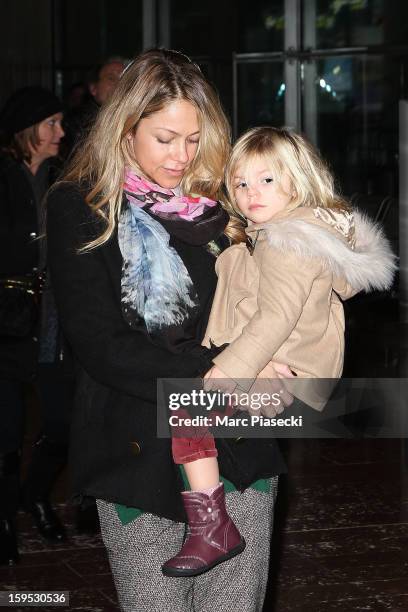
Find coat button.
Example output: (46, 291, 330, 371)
(30, 232, 37, 239)
(130, 441, 141, 455)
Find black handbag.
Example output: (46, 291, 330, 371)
(0, 275, 43, 338)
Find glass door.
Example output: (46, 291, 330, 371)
(302, 52, 407, 198)
(233, 0, 408, 197)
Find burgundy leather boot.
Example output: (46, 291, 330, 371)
(162, 483, 245, 577)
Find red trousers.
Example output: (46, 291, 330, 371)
(170, 407, 218, 464)
(172, 433, 218, 464)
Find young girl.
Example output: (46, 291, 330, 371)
(163, 126, 396, 577)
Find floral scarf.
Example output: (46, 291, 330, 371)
(118, 170, 227, 333)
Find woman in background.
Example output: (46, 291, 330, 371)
(0, 87, 70, 565)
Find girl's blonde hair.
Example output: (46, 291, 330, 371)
(224, 126, 349, 231)
(60, 48, 231, 251)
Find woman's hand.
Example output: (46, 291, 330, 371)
(243, 361, 295, 416)
(203, 361, 294, 416)
(203, 365, 237, 394)
(198, 363, 295, 416)
(257, 361, 295, 380)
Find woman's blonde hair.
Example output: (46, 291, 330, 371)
(61, 48, 231, 250)
(224, 126, 350, 230)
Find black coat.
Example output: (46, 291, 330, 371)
(47, 184, 286, 522)
(0, 154, 59, 380)
(0, 154, 39, 275)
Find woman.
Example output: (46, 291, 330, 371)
(47, 49, 287, 611)
(0, 86, 69, 565)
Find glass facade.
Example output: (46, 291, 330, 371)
(235, 60, 285, 132)
(236, 0, 285, 53)
(313, 0, 408, 49)
(45, 0, 407, 210)
(304, 53, 407, 196)
(170, 0, 284, 55)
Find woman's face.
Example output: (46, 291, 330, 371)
(31, 113, 65, 162)
(128, 99, 200, 189)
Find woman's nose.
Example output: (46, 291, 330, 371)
(56, 123, 65, 138)
(172, 140, 189, 163)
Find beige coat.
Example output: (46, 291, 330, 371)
(203, 206, 396, 409)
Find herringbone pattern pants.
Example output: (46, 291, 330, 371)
(97, 477, 278, 612)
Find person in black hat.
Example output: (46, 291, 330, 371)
(0, 86, 72, 565)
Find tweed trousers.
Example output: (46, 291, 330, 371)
(97, 476, 278, 612)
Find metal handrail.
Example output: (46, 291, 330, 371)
(234, 45, 408, 62)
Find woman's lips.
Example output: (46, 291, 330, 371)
(163, 167, 185, 176)
(248, 204, 265, 210)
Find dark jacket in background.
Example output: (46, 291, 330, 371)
(0, 153, 60, 381)
(61, 98, 99, 159)
(47, 184, 286, 522)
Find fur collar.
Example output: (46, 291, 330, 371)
(257, 210, 397, 293)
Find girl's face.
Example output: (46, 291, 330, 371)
(233, 156, 293, 224)
(128, 99, 200, 189)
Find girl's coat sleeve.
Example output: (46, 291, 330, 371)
(212, 242, 321, 387)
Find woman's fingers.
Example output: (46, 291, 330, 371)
(274, 383, 294, 410)
(202, 363, 294, 410)
(271, 362, 295, 378)
(202, 365, 237, 394)
(257, 361, 295, 379)
(243, 377, 294, 415)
